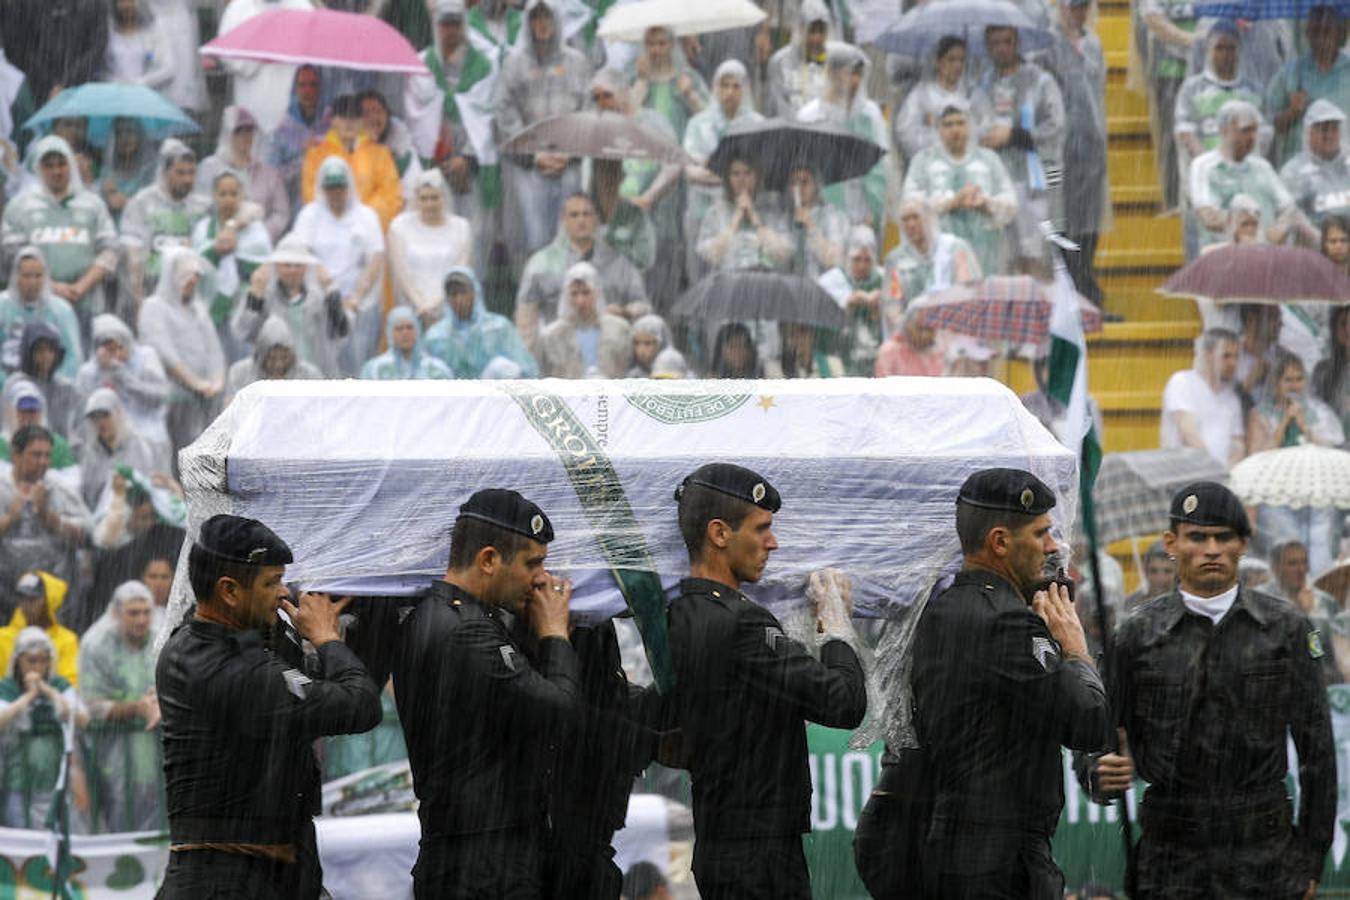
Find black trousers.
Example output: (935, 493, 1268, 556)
(542, 840, 622, 900)
(412, 828, 543, 900)
(922, 824, 1063, 900)
(691, 834, 812, 900)
(853, 763, 928, 899)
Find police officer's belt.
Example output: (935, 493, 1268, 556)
(170, 815, 300, 850)
(1141, 788, 1291, 846)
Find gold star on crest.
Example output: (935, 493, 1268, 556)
(758, 395, 776, 412)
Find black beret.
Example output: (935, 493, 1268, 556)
(458, 489, 554, 543)
(675, 463, 782, 512)
(957, 468, 1056, 515)
(195, 514, 294, 566)
(1169, 481, 1250, 537)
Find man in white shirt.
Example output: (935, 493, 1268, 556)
(1160, 328, 1245, 467)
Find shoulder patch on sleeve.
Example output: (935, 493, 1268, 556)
(1031, 636, 1058, 670)
(765, 626, 788, 653)
(281, 667, 312, 700)
(1309, 630, 1326, 660)
(499, 644, 519, 672)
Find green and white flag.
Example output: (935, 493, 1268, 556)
(1047, 254, 1103, 505)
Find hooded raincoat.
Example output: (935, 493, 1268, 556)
(818, 226, 885, 376)
(120, 139, 212, 296)
(766, 0, 834, 118)
(901, 114, 1016, 277)
(0, 246, 82, 381)
(136, 247, 225, 454)
(226, 315, 323, 403)
(196, 106, 292, 243)
(233, 235, 352, 380)
(77, 580, 163, 833)
(883, 198, 983, 332)
(1, 136, 118, 298)
(796, 42, 889, 228)
(74, 314, 170, 459)
(626, 313, 672, 377)
(0, 573, 80, 688)
(359, 307, 453, 380)
(894, 43, 977, 162)
(424, 266, 538, 378)
(300, 123, 404, 232)
(17, 320, 79, 438)
(1045, 13, 1112, 236)
(76, 388, 163, 510)
(268, 65, 333, 211)
(1279, 99, 1350, 225)
(684, 59, 764, 228)
(515, 219, 649, 341)
(536, 262, 633, 378)
(0, 623, 81, 829)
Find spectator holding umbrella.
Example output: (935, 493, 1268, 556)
(797, 42, 888, 230)
(215, 0, 315, 140)
(972, 23, 1065, 276)
(99, 119, 158, 227)
(683, 60, 762, 280)
(423, 267, 538, 379)
(706, 321, 764, 378)
(696, 152, 792, 272)
(1190, 100, 1302, 253)
(495, 0, 590, 258)
(1280, 99, 1350, 229)
(196, 107, 292, 244)
(902, 100, 1017, 277)
(1267, 5, 1350, 166)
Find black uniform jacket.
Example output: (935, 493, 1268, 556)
(392, 580, 581, 838)
(665, 577, 867, 842)
(912, 569, 1110, 836)
(157, 617, 382, 845)
(1106, 587, 1336, 880)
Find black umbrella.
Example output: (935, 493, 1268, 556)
(705, 118, 885, 192)
(671, 270, 847, 329)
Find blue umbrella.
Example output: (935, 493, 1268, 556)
(1194, 0, 1350, 17)
(875, 0, 1053, 58)
(22, 82, 199, 144)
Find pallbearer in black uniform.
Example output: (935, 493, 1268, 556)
(1082, 482, 1335, 900)
(392, 488, 580, 899)
(664, 463, 867, 900)
(156, 515, 382, 900)
(911, 468, 1110, 900)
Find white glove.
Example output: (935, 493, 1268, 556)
(807, 567, 854, 641)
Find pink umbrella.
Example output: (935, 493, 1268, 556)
(201, 8, 428, 74)
(1158, 243, 1350, 304)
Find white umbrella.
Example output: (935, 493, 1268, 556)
(1229, 444, 1350, 509)
(597, 0, 767, 42)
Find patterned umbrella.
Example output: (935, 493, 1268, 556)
(1230, 444, 1350, 509)
(910, 275, 1103, 345)
(1092, 448, 1228, 546)
(1158, 243, 1350, 305)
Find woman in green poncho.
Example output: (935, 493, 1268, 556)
(0, 626, 88, 828)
